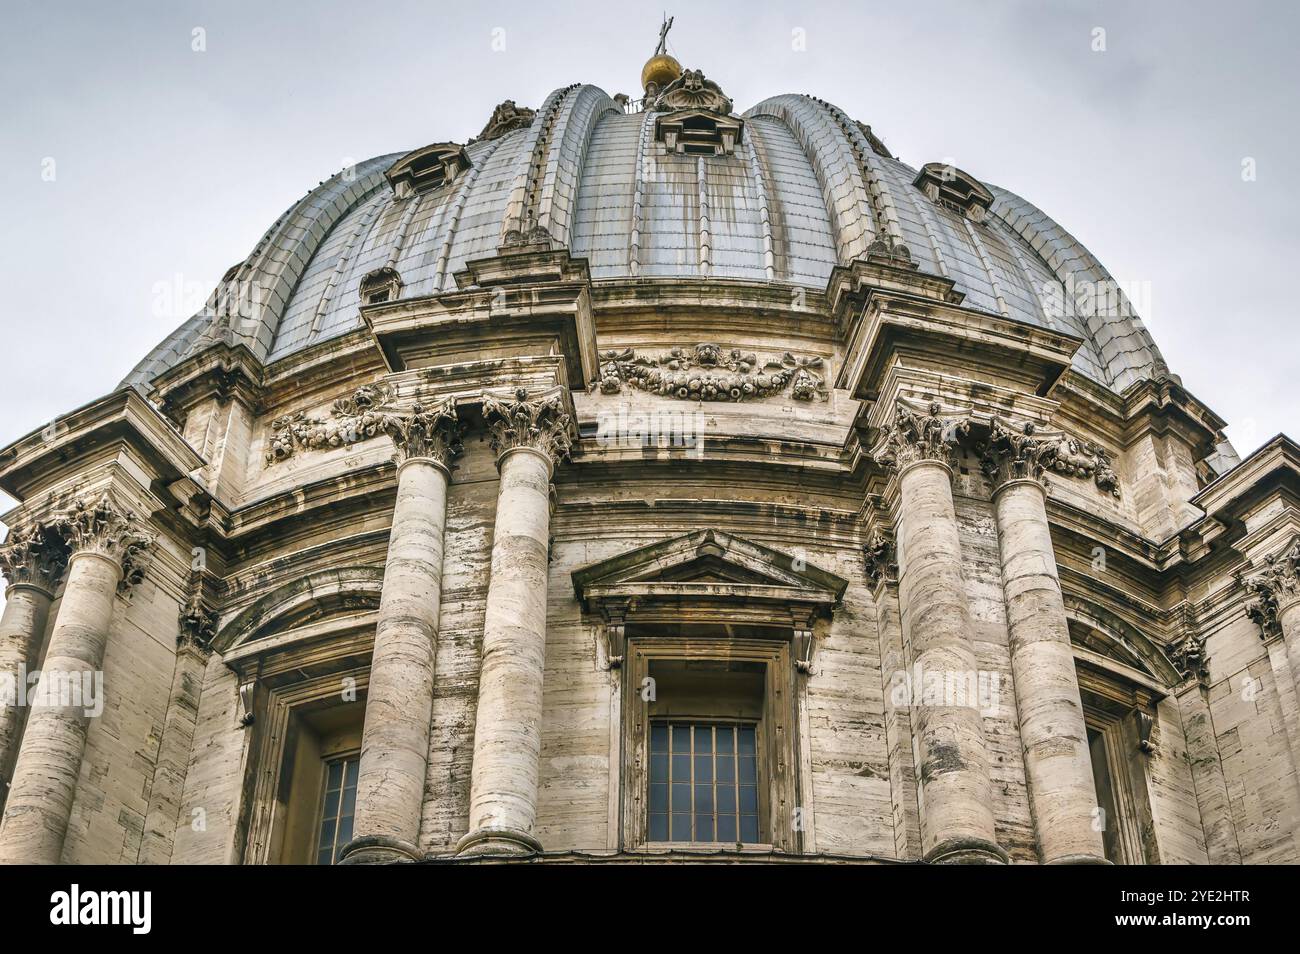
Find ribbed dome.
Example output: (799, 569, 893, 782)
(126, 83, 1170, 395)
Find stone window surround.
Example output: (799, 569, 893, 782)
(1072, 649, 1164, 867)
(618, 635, 804, 854)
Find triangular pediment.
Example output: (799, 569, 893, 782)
(571, 529, 847, 606)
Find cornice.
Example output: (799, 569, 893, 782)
(0, 387, 206, 512)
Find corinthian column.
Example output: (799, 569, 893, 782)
(877, 400, 1004, 864)
(343, 398, 461, 864)
(0, 493, 151, 864)
(981, 418, 1107, 864)
(0, 522, 70, 809)
(457, 388, 572, 857)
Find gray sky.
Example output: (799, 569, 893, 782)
(1, 0, 1297, 501)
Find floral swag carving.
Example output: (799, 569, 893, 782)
(483, 388, 574, 464)
(265, 383, 403, 466)
(980, 416, 1122, 498)
(597, 343, 828, 403)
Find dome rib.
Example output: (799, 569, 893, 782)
(988, 184, 1171, 391)
(745, 95, 879, 264)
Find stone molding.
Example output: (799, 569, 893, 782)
(0, 520, 70, 593)
(483, 387, 574, 465)
(597, 343, 828, 403)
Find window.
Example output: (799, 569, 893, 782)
(621, 638, 802, 852)
(315, 754, 359, 865)
(648, 722, 761, 844)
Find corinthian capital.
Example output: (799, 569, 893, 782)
(483, 387, 574, 465)
(56, 493, 154, 587)
(1240, 538, 1300, 633)
(384, 396, 463, 469)
(875, 398, 969, 473)
(0, 520, 71, 592)
(980, 416, 1055, 489)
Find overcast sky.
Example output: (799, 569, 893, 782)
(1, 0, 1297, 507)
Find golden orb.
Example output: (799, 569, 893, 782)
(641, 53, 682, 94)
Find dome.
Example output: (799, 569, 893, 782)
(125, 82, 1170, 395)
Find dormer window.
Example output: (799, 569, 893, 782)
(385, 143, 471, 199)
(359, 266, 403, 306)
(913, 162, 995, 223)
(656, 110, 744, 156)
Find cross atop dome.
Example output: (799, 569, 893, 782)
(641, 13, 682, 98)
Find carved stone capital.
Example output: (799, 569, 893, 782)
(178, 596, 218, 658)
(482, 388, 573, 466)
(874, 398, 969, 473)
(1240, 537, 1300, 634)
(863, 529, 898, 589)
(56, 493, 154, 590)
(0, 520, 71, 593)
(979, 416, 1122, 498)
(385, 396, 463, 469)
(1168, 604, 1209, 686)
(980, 416, 1054, 489)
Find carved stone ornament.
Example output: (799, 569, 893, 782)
(653, 68, 733, 115)
(265, 383, 406, 466)
(388, 396, 463, 468)
(56, 493, 154, 592)
(1238, 538, 1300, 637)
(178, 596, 218, 657)
(597, 343, 828, 403)
(472, 99, 536, 143)
(874, 399, 970, 472)
(483, 387, 574, 464)
(863, 529, 898, 588)
(1168, 609, 1210, 686)
(979, 416, 1122, 498)
(0, 520, 71, 592)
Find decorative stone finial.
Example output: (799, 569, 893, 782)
(473, 100, 536, 144)
(384, 396, 463, 469)
(482, 388, 574, 465)
(0, 520, 71, 592)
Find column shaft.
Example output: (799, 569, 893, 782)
(345, 459, 451, 862)
(896, 459, 1003, 864)
(458, 446, 552, 856)
(0, 552, 119, 864)
(0, 585, 54, 806)
(1279, 601, 1300, 716)
(993, 479, 1107, 864)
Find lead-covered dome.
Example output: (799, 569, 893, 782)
(126, 80, 1170, 395)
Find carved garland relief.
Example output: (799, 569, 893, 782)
(597, 343, 829, 403)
